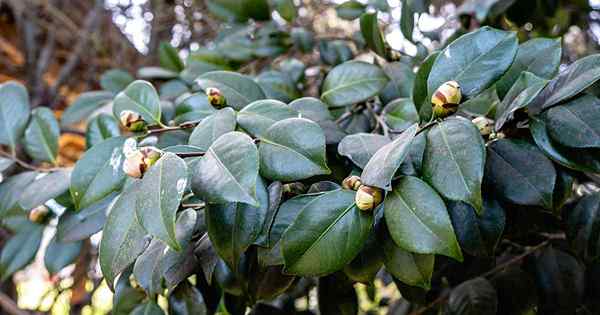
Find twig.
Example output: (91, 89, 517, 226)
(0, 291, 29, 315)
(0, 150, 62, 172)
(145, 121, 199, 136)
(366, 103, 389, 138)
(175, 152, 206, 158)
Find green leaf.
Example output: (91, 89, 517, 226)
(542, 94, 600, 149)
(133, 239, 165, 295)
(289, 97, 332, 122)
(361, 124, 417, 190)
(496, 38, 561, 98)
(0, 157, 14, 173)
(195, 71, 266, 110)
(56, 193, 117, 242)
(137, 153, 188, 250)
(382, 231, 434, 289)
(383, 98, 419, 131)
(44, 236, 82, 275)
(168, 281, 208, 315)
(278, 58, 305, 83)
(343, 230, 383, 283)
(237, 99, 298, 138)
(413, 52, 439, 120)
(447, 199, 505, 257)
(400, 0, 415, 41)
(191, 131, 259, 205)
(0, 222, 44, 281)
(61, 91, 114, 126)
(495, 72, 547, 131)
(336, 1, 366, 20)
(528, 54, 600, 115)
(131, 301, 165, 315)
(255, 71, 301, 103)
(0, 81, 30, 153)
(448, 277, 498, 314)
(282, 189, 372, 276)
(173, 92, 217, 125)
(380, 62, 415, 105)
(161, 209, 200, 290)
(530, 118, 600, 173)
(318, 273, 358, 315)
(321, 61, 388, 107)
(100, 69, 135, 94)
(259, 118, 330, 181)
(100, 183, 149, 290)
(206, 177, 268, 271)
(338, 133, 390, 169)
(273, 0, 296, 22)
(189, 108, 236, 151)
(86, 114, 121, 148)
(566, 192, 600, 262)
(113, 268, 146, 315)
(113, 80, 162, 125)
(0, 172, 38, 218)
(159, 42, 185, 72)
(485, 139, 556, 210)
(359, 12, 390, 59)
(384, 176, 462, 260)
(23, 107, 59, 163)
(70, 137, 126, 210)
(137, 67, 179, 80)
(427, 26, 518, 100)
(319, 40, 353, 66)
(19, 170, 71, 211)
(423, 118, 485, 213)
(459, 85, 499, 116)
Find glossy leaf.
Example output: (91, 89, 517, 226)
(161, 209, 199, 289)
(56, 193, 117, 242)
(448, 277, 498, 314)
(159, 42, 185, 72)
(100, 69, 135, 94)
(384, 176, 462, 260)
(379, 62, 415, 105)
(195, 71, 266, 110)
(0, 81, 30, 153)
(566, 193, 600, 261)
(0, 222, 43, 281)
(281, 189, 372, 276)
(168, 281, 208, 315)
(542, 94, 600, 149)
(289, 97, 332, 122)
(137, 153, 188, 250)
(485, 139, 556, 210)
(423, 118, 485, 213)
(382, 231, 434, 289)
(113, 80, 162, 125)
(19, 170, 71, 211)
(383, 98, 419, 131)
(131, 302, 165, 315)
(0, 171, 38, 218)
(259, 118, 330, 181)
(191, 131, 259, 205)
(495, 72, 547, 131)
(188, 108, 236, 151)
(318, 273, 358, 315)
(61, 91, 113, 126)
(359, 12, 389, 59)
(321, 61, 388, 107)
(237, 99, 298, 137)
(338, 133, 390, 169)
(100, 183, 149, 289)
(44, 236, 82, 275)
(133, 239, 165, 295)
(336, 1, 365, 20)
(413, 52, 439, 120)
(23, 107, 59, 163)
(255, 71, 300, 103)
(427, 26, 518, 100)
(361, 124, 417, 190)
(70, 137, 126, 210)
(86, 114, 121, 148)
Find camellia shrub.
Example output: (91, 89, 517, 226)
(1, 2, 600, 314)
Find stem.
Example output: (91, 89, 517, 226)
(366, 103, 389, 138)
(145, 120, 199, 136)
(0, 150, 63, 172)
(175, 151, 205, 158)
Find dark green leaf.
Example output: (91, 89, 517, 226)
(0, 222, 43, 281)
(318, 273, 358, 315)
(86, 114, 121, 148)
(133, 239, 165, 295)
(485, 139, 556, 210)
(336, 1, 366, 20)
(380, 62, 415, 105)
(159, 42, 185, 72)
(321, 61, 388, 107)
(566, 193, 600, 262)
(113, 80, 162, 125)
(191, 131, 259, 205)
(137, 153, 188, 250)
(168, 281, 208, 315)
(382, 228, 434, 289)
(360, 12, 390, 59)
(113, 268, 146, 315)
(161, 209, 200, 289)
(273, 0, 296, 22)
(44, 236, 82, 275)
(400, 0, 415, 41)
(137, 67, 179, 80)
(255, 71, 300, 103)
(384, 176, 462, 260)
(495, 72, 547, 131)
(281, 189, 372, 276)
(259, 118, 330, 181)
(319, 40, 353, 66)
(413, 52, 439, 120)
(131, 301, 165, 315)
(19, 170, 70, 211)
(448, 277, 498, 315)
(448, 199, 505, 257)
(278, 58, 305, 83)
(237, 99, 298, 137)
(0, 172, 38, 218)
(383, 98, 419, 131)
(70, 137, 126, 210)
(289, 97, 332, 122)
(195, 71, 266, 110)
(100, 69, 135, 94)
(0, 81, 30, 153)
(361, 124, 417, 190)
(343, 229, 383, 283)
(56, 193, 117, 242)
(61, 91, 114, 126)
(338, 133, 390, 169)
(427, 26, 518, 100)
(542, 94, 600, 149)
(188, 108, 236, 151)
(173, 92, 216, 125)
(423, 118, 485, 213)
(23, 107, 59, 163)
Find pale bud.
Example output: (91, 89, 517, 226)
(354, 185, 383, 211)
(122, 146, 162, 178)
(119, 110, 147, 132)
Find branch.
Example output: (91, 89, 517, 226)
(0, 150, 63, 172)
(0, 291, 29, 315)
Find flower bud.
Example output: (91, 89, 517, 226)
(122, 146, 162, 178)
(282, 182, 307, 198)
(119, 110, 147, 132)
(354, 185, 383, 211)
(29, 205, 50, 224)
(472, 116, 494, 136)
(206, 87, 226, 108)
(431, 80, 461, 118)
(342, 175, 362, 191)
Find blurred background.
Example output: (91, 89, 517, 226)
(0, 0, 599, 314)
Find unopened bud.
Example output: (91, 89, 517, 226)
(29, 205, 50, 224)
(432, 80, 461, 119)
(122, 146, 162, 178)
(282, 182, 307, 198)
(342, 175, 362, 191)
(119, 110, 147, 132)
(489, 131, 506, 140)
(472, 116, 494, 136)
(206, 87, 226, 108)
(354, 185, 383, 211)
